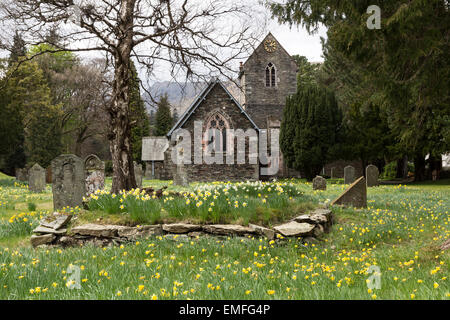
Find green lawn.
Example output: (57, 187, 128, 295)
(0, 178, 448, 300)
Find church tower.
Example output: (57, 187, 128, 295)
(239, 33, 298, 129)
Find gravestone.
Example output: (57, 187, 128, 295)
(344, 165, 356, 184)
(330, 167, 336, 179)
(366, 165, 379, 187)
(15, 168, 28, 182)
(312, 176, 326, 190)
(28, 163, 46, 192)
(331, 176, 367, 208)
(134, 162, 143, 188)
(84, 155, 105, 196)
(52, 154, 85, 210)
(144, 165, 153, 179)
(172, 148, 188, 186)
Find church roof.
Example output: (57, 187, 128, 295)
(167, 79, 259, 137)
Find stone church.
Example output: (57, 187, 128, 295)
(143, 33, 301, 182)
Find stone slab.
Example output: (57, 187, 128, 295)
(331, 176, 367, 208)
(31, 234, 56, 247)
(203, 224, 256, 236)
(162, 223, 202, 234)
(273, 221, 315, 237)
(33, 226, 67, 235)
(248, 224, 275, 240)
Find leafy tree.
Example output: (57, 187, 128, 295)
(129, 61, 150, 163)
(281, 84, 342, 180)
(52, 59, 110, 156)
(28, 43, 78, 104)
(154, 94, 174, 137)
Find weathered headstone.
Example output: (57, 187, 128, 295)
(84, 154, 105, 195)
(330, 167, 336, 179)
(173, 163, 188, 186)
(344, 165, 356, 184)
(15, 168, 28, 182)
(144, 164, 153, 179)
(366, 165, 379, 187)
(172, 147, 188, 186)
(134, 162, 143, 188)
(331, 176, 367, 208)
(51, 154, 85, 210)
(312, 175, 326, 190)
(28, 163, 46, 192)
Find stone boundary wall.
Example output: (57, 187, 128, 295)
(31, 209, 334, 248)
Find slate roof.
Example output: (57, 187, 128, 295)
(166, 79, 260, 137)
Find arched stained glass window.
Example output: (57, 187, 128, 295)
(203, 112, 230, 152)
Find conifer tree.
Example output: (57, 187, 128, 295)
(154, 94, 173, 137)
(3, 61, 63, 168)
(281, 84, 341, 180)
(129, 61, 150, 163)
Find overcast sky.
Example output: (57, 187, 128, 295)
(265, 20, 327, 64)
(141, 19, 328, 83)
(1, 1, 328, 83)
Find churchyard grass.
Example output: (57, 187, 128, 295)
(0, 173, 448, 300)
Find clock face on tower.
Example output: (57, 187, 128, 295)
(264, 39, 277, 53)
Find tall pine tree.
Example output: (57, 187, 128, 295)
(129, 61, 150, 163)
(154, 93, 173, 136)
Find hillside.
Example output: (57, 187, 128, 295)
(143, 80, 243, 119)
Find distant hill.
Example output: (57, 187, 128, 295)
(143, 80, 243, 119)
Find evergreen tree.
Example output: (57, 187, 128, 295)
(281, 84, 341, 180)
(154, 93, 173, 136)
(3, 61, 63, 168)
(270, 0, 450, 180)
(8, 31, 26, 65)
(292, 55, 320, 88)
(129, 61, 150, 163)
(0, 75, 26, 174)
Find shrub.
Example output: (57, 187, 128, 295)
(27, 202, 37, 211)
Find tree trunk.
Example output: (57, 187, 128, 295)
(396, 155, 408, 179)
(429, 155, 442, 181)
(361, 159, 367, 177)
(413, 155, 426, 182)
(108, 0, 137, 194)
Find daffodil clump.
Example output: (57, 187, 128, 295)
(85, 181, 308, 225)
(0, 211, 42, 239)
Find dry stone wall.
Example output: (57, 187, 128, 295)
(30, 209, 334, 248)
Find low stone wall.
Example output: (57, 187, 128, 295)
(30, 209, 334, 248)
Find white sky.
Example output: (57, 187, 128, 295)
(140, 20, 328, 83)
(265, 21, 327, 64)
(1, 1, 328, 83)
